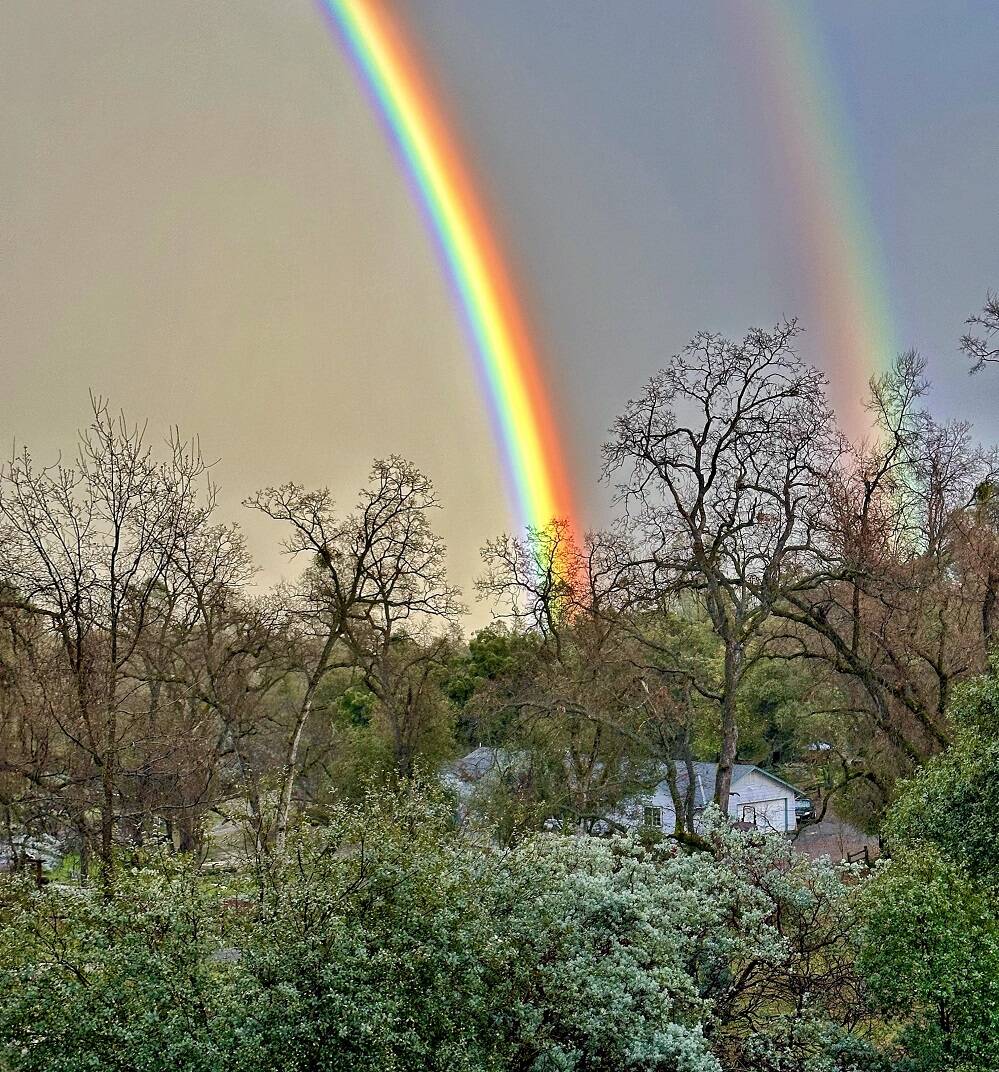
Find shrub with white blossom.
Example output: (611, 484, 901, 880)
(0, 790, 879, 1071)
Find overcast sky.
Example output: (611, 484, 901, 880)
(2, 1, 997, 620)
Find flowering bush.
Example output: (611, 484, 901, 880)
(0, 791, 875, 1071)
(0, 857, 245, 1071)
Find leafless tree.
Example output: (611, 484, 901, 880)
(767, 354, 999, 821)
(0, 597, 79, 869)
(246, 456, 462, 850)
(961, 289, 999, 372)
(477, 523, 690, 835)
(125, 522, 281, 855)
(0, 396, 216, 884)
(603, 323, 841, 811)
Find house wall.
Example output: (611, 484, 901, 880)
(626, 768, 797, 834)
(728, 769, 797, 832)
(624, 775, 699, 833)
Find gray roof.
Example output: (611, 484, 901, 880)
(664, 762, 804, 808)
(444, 746, 526, 784)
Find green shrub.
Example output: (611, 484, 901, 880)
(0, 791, 874, 1072)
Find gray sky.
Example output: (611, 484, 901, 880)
(3, 1, 997, 622)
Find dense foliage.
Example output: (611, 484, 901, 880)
(859, 671, 999, 1070)
(1, 791, 880, 1072)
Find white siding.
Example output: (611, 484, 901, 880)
(728, 769, 797, 832)
(623, 767, 798, 834)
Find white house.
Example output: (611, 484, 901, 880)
(444, 749, 808, 837)
(625, 762, 805, 834)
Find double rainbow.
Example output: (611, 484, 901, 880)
(320, 0, 579, 544)
(322, 0, 896, 529)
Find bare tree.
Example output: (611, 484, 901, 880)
(124, 522, 279, 855)
(0, 596, 77, 869)
(603, 323, 841, 811)
(0, 396, 215, 884)
(772, 355, 998, 802)
(477, 523, 680, 835)
(961, 289, 999, 372)
(246, 457, 462, 850)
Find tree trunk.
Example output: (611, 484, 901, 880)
(984, 569, 998, 656)
(275, 693, 313, 854)
(664, 758, 682, 836)
(78, 827, 91, 887)
(714, 640, 742, 815)
(682, 751, 697, 832)
(247, 784, 266, 859)
(275, 631, 339, 854)
(178, 810, 199, 854)
(99, 728, 116, 889)
(99, 664, 119, 890)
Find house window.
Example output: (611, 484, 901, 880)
(644, 806, 663, 829)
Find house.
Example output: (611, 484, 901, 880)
(444, 749, 808, 837)
(625, 762, 807, 835)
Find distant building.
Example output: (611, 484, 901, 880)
(621, 762, 807, 835)
(441, 746, 532, 817)
(444, 749, 809, 837)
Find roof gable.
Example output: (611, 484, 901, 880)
(445, 746, 528, 783)
(734, 765, 805, 798)
(657, 762, 803, 807)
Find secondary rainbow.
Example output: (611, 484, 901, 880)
(755, 1, 899, 440)
(319, 0, 579, 543)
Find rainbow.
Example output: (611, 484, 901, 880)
(754, 2, 899, 441)
(319, 0, 579, 543)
